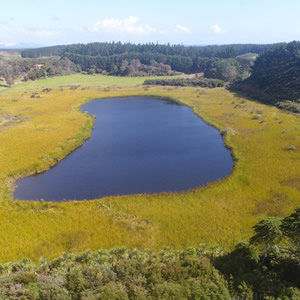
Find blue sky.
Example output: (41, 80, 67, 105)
(0, 0, 299, 46)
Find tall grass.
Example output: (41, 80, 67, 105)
(0, 76, 299, 262)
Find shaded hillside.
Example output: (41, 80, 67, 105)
(232, 41, 300, 111)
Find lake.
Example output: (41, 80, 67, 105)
(14, 96, 233, 201)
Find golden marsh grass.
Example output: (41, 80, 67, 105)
(0, 76, 299, 262)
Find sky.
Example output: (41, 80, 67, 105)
(0, 0, 299, 46)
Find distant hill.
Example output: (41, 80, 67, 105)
(232, 41, 300, 112)
(0, 42, 44, 50)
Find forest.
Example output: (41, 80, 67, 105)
(17, 42, 277, 80)
(20, 42, 276, 59)
(231, 41, 300, 112)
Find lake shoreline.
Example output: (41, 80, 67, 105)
(14, 95, 233, 201)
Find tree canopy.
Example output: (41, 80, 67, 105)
(232, 41, 300, 111)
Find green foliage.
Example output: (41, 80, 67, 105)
(281, 206, 300, 261)
(0, 64, 15, 86)
(21, 42, 277, 59)
(276, 100, 300, 113)
(65, 268, 85, 300)
(18, 41, 278, 78)
(87, 68, 95, 75)
(0, 56, 78, 85)
(215, 208, 300, 299)
(14, 272, 37, 285)
(232, 41, 300, 109)
(0, 207, 300, 299)
(83, 283, 129, 300)
(281, 206, 300, 244)
(144, 77, 225, 88)
(249, 207, 300, 260)
(21, 44, 67, 58)
(3, 42, 284, 86)
(198, 57, 241, 82)
(63, 51, 244, 79)
(0, 248, 230, 299)
(250, 217, 283, 251)
(236, 53, 258, 80)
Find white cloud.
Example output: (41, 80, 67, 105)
(211, 24, 225, 34)
(175, 24, 191, 34)
(89, 16, 156, 35)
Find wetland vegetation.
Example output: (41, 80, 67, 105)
(0, 40, 299, 299)
(0, 74, 298, 263)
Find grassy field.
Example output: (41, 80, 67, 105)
(0, 75, 299, 262)
(0, 73, 183, 93)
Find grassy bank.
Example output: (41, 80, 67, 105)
(0, 73, 183, 94)
(0, 75, 299, 262)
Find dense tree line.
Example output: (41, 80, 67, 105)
(196, 57, 242, 81)
(21, 42, 278, 59)
(0, 207, 299, 299)
(63, 52, 194, 74)
(231, 41, 300, 111)
(18, 42, 281, 81)
(20, 45, 67, 58)
(62, 51, 248, 81)
(144, 78, 225, 88)
(56, 42, 271, 80)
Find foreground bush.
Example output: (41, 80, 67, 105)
(0, 248, 230, 299)
(0, 207, 299, 299)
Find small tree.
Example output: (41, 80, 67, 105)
(109, 63, 118, 74)
(2, 65, 15, 87)
(281, 206, 300, 258)
(88, 68, 96, 75)
(130, 59, 141, 71)
(250, 216, 283, 253)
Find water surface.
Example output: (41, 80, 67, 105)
(15, 97, 233, 201)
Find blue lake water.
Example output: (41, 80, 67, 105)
(14, 96, 233, 201)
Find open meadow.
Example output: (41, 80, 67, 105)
(0, 74, 299, 262)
